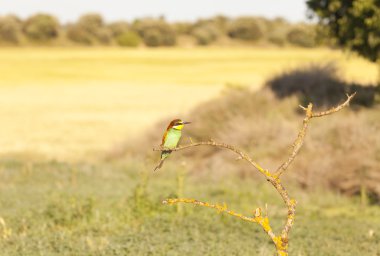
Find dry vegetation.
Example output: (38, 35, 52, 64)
(0, 47, 379, 255)
(140, 85, 380, 203)
(0, 47, 377, 160)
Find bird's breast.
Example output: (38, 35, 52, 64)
(163, 129, 182, 148)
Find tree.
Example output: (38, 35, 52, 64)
(23, 14, 59, 42)
(132, 18, 176, 47)
(191, 23, 220, 45)
(307, 0, 380, 63)
(286, 26, 316, 48)
(227, 17, 264, 41)
(108, 21, 130, 37)
(66, 13, 111, 45)
(116, 31, 141, 47)
(0, 15, 22, 44)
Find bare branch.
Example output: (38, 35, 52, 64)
(274, 93, 355, 178)
(274, 104, 312, 178)
(311, 93, 356, 118)
(163, 198, 276, 241)
(154, 141, 272, 178)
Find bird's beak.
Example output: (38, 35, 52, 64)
(183, 121, 191, 125)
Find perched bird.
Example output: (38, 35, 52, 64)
(154, 119, 191, 171)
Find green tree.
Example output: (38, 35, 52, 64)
(23, 14, 59, 42)
(307, 0, 380, 63)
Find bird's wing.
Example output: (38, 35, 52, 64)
(161, 121, 174, 145)
(161, 129, 169, 145)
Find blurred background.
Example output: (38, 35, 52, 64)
(0, 0, 379, 255)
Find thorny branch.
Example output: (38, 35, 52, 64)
(154, 93, 355, 255)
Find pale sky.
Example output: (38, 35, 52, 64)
(0, 0, 309, 23)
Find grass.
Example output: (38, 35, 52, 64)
(0, 47, 378, 160)
(0, 159, 379, 256)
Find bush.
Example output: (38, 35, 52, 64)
(142, 28, 162, 47)
(108, 21, 130, 37)
(227, 17, 263, 41)
(23, 14, 59, 41)
(266, 63, 347, 108)
(347, 84, 376, 108)
(66, 13, 111, 45)
(132, 18, 176, 47)
(136, 87, 380, 202)
(211, 15, 229, 33)
(268, 35, 286, 46)
(191, 23, 220, 45)
(265, 18, 291, 46)
(0, 15, 22, 44)
(173, 22, 192, 35)
(286, 27, 316, 48)
(266, 62, 376, 108)
(116, 31, 141, 47)
(66, 24, 92, 45)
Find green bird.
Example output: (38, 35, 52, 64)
(154, 119, 191, 171)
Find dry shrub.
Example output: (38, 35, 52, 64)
(180, 88, 297, 176)
(295, 108, 380, 203)
(186, 88, 380, 202)
(110, 84, 380, 203)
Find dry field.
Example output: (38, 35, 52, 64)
(0, 47, 377, 160)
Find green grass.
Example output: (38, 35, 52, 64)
(0, 159, 379, 255)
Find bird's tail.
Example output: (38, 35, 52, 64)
(153, 159, 165, 172)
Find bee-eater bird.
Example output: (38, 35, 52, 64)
(154, 119, 191, 171)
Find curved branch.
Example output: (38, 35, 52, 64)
(163, 198, 276, 241)
(154, 141, 272, 178)
(274, 93, 355, 178)
(311, 93, 356, 118)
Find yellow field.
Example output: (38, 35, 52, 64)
(0, 47, 377, 160)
